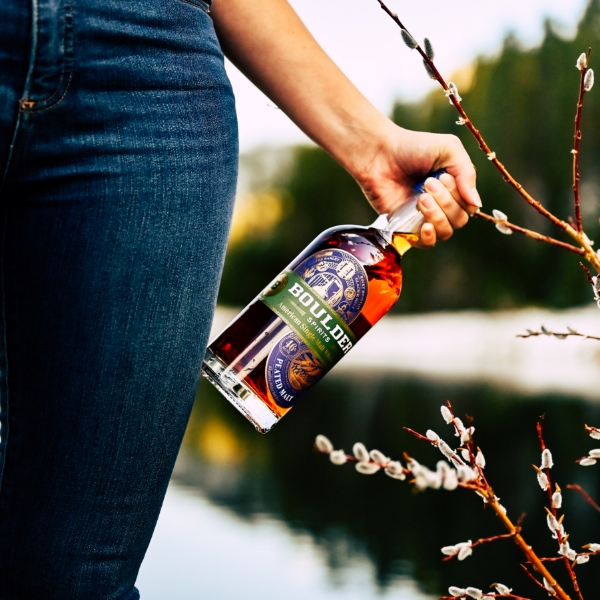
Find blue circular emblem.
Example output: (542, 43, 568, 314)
(298, 249, 368, 325)
(266, 333, 325, 408)
(266, 249, 368, 408)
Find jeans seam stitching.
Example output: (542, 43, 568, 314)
(21, 0, 40, 104)
(20, 0, 75, 113)
(0, 111, 24, 194)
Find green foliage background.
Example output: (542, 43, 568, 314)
(218, 0, 600, 313)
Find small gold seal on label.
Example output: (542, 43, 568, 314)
(263, 272, 288, 297)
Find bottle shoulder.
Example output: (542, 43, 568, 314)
(312, 224, 395, 250)
(284, 224, 402, 273)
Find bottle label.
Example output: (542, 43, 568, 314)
(260, 249, 368, 407)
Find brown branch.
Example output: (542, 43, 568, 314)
(484, 499, 571, 600)
(374, 0, 600, 273)
(469, 532, 517, 549)
(580, 262, 594, 284)
(536, 423, 585, 600)
(537, 551, 599, 563)
(476, 212, 586, 256)
(442, 532, 517, 562)
(375, 0, 570, 232)
(536, 556, 570, 563)
(520, 564, 561, 598)
(403, 426, 467, 467)
(536, 421, 547, 451)
(572, 49, 591, 233)
(404, 427, 435, 443)
(567, 484, 600, 514)
(318, 424, 578, 599)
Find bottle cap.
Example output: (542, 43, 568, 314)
(381, 169, 447, 234)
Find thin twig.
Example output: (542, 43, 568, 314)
(520, 564, 560, 599)
(517, 328, 600, 342)
(442, 532, 516, 561)
(567, 484, 600, 514)
(572, 49, 591, 233)
(476, 212, 586, 256)
(580, 262, 594, 284)
(537, 551, 599, 563)
(439, 595, 532, 600)
(404, 427, 435, 443)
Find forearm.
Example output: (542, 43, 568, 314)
(211, 0, 479, 245)
(210, 0, 390, 178)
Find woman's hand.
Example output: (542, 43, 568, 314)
(354, 127, 480, 247)
(212, 0, 480, 246)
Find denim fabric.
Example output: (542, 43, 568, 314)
(0, 0, 237, 597)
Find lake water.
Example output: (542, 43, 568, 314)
(137, 307, 600, 599)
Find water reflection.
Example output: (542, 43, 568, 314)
(138, 485, 432, 600)
(174, 375, 600, 597)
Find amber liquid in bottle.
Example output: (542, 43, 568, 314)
(202, 225, 417, 432)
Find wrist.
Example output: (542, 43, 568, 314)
(324, 108, 395, 183)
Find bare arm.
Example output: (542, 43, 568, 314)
(211, 0, 481, 245)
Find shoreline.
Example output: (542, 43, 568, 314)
(211, 304, 600, 400)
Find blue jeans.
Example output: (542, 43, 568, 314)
(0, 0, 238, 597)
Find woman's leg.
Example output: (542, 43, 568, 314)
(0, 0, 237, 597)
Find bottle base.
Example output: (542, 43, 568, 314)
(201, 348, 280, 434)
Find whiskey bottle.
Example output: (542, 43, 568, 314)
(202, 170, 445, 432)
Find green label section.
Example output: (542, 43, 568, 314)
(259, 269, 358, 369)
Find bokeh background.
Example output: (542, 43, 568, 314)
(137, 1, 600, 598)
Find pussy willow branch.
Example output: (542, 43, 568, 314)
(408, 407, 572, 600)
(573, 49, 592, 233)
(442, 532, 516, 562)
(537, 423, 584, 600)
(385, 443, 570, 598)
(317, 405, 596, 600)
(517, 328, 600, 342)
(446, 400, 491, 487)
(425, 405, 572, 600)
(487, 494, 571, 600)
(476, 212, 586, 256)
(374, 0, 600, 273)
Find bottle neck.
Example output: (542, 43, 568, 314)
(369, 168, 446, 254)
(370, 196, 423, 256)
(383, 197, 425, 236)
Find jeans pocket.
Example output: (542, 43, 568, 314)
(175, 0, 211, 13)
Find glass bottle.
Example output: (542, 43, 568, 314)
(202, 171, 445, 432)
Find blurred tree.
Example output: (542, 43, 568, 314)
(217, 146, 375, 305)
(218, 0, 600, 312)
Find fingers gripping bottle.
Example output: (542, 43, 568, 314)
(202, 170, 445, 432)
